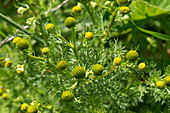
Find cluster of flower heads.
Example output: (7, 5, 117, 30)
(20, 102, 38, 113)
(156, 76, 170, 89)
(2, 1, 168, 112)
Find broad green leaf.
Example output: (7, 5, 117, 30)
(143, 0, 170, 10)
(131, 1, 170, 20)
(130, 18, 170, 41)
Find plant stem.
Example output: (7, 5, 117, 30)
(0, 13, 32, 35)
(57, 35, 74, 48)
(27, 4, 37, 16)
(84, 4, 96, 25)
(100, 13, 116, 47)
(26, 54, 45, 61)
(0, 31, 7, 38)
(39, 20, 48, 45)
(71, 28, 82, 66)
(162, 41, 169, 73)
(64, 70, 73, 77)
(0, 13, 45, 45)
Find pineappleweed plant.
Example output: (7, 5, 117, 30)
(0, 0, 169, 113)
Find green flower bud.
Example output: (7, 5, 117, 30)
(119, 6, 130, 14)
(42, 48, 49, 55)
(72, 6, 82, 14)
(27, 105, 37, 113)
(16, 39, 29, 50)
(126, 50, 139, 61)
(92, 64, 104, 76)
(164, 76, 170, 86)
(114, 57, 121, 65)
(21, 103, 28, 111)
(5, 60, 12, 68)
(65, 17, 77, 28)
(85, 32, 94, 40)
(156, 81, 164, 89)
(72, 66, 86, 79)
(116, 0, 129, 5)
(62, 91, 74, 102)
(2, 93, 7, 99)
(46, 23, 54, 31)
(138, 63, 146, 71)
(13, 37, 21, 44)
(56, 60, 67, 70)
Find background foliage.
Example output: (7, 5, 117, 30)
(0, 0, 170, 113)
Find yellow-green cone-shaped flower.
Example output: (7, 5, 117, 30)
(57, 60, 67, 70)
(13, 37, 21, 44)
(92, 64, 104, 76)
(27, 105, 37, 113)
(2, 93, 7, 99)
(119, 6, 130, 14)
(72, 66, 86, 79)
(116, 0, 129, 5)
(42, 48, 49, 55)
(65, 17, 77, 28)
(138, 63, 146, 71)
(85, 32, 94, 40)
(5, 60, 12, 68)
(126, 50, 139, 61)
(46, 23, 54, 31)
(156, 81, 164, 89)
(164, 76, 170, 86)
(72, 6, 82, 14)
(16, 39, 29, 50)
(114, 57, 121, 65)
(62, 91, 74, 102)
(21, 103, 28, 111)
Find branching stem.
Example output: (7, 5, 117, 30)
(84, 4, 96, 25)
(0, 13, 32, 35)
(100, 13, 116, 47)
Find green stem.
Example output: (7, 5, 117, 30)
(100, 12, 116, 48)
(163, 41, 168, 71)
(78, 38, 86, 50)
(27, 4, 37, 16)
(84, 4, 96, 25)
(0, 31, 7, 38)
(103, 67, 115, 78)
(57, 35, 74, 48)
(71, 28, 82, 65)
(0, 13, 45, 44)
(39, 20, 48, 45)
(26, 54, 45, 61)
(0, 13, 32, 35)
(64, 70, 73, 77)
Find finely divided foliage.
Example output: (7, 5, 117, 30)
(0, 0, 169, 113)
